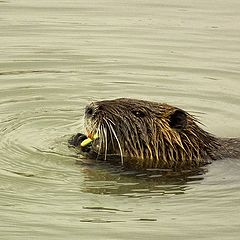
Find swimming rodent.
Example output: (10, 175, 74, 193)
(69, 98, 240, 170)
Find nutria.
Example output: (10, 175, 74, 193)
(69, 98, 240, 170)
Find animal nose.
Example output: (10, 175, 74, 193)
(85, 105, 94, 117)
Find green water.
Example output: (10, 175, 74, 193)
(0, 0, 240, 239)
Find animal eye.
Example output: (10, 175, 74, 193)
(132, 110, 145, 117)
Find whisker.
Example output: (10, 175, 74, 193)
(103, 117, 115, 151)
(95, 125, 103, 160)
(105, 117, 116, 126)
(103, 125, 108, 161)
(108, 122, 124, 165)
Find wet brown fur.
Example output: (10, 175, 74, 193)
(81, 98, 239, 170)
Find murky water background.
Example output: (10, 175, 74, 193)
(0, 0, 240, 239)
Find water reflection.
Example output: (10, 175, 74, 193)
(77, 159, 206, 196)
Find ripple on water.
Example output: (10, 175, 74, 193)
(0, 1, 240, 239)
(0, 96, 85, 193)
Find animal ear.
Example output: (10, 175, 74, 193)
(169, 109, 187, 130)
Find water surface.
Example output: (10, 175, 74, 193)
(0, 0, 240, 239)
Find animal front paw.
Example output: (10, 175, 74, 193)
(68, 133, 92, 153)
(68, 133, 87, 147)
